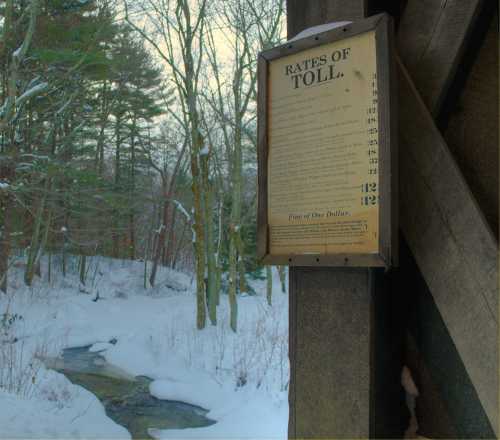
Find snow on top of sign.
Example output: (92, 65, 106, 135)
(288, 21, 353, 42)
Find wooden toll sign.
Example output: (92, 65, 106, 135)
(257, 13, 397, 268)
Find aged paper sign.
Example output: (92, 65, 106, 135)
(268, 31, 379, 256)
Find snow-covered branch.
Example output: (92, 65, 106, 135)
(16, 82, 48, 108)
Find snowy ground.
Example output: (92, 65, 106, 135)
(0, 256, 289, 439)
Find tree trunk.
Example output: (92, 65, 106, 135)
(228, 230, 238, 331)
(191, 168, 207, 329)
(205, 182, 217, 325)
(47, 251, 51, 284)
(215, 187, 223, 306)
(165, 205, 177, 267)
(149, 182, 169, 286)
(278, 266, 286, 293)
(112, 114, 122, 259)
(266, 265, 273, 306)
(236, 233, 248, 294)
(35, 207, 52, 282)
(129, 118, 137, 260)
(129, 213, 136, 260)
(0, 193, 12, 293)
(62, 228, 67, 277)
(24, 178, 50, 286)
(0, 156, 14, 293)
(144, 231, 150, 289)
(185, 34, 208, 329)
(189, 117, 208, 330)
(79, 254, 86, 286)
(227, 81, 246, 330)
(172, 219, 188, 271)
(95, 80, 109, 175)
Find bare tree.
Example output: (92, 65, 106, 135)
(141, 122, 189, 288)
(204, 0, 285, 330)
(125, 0, 211, 329)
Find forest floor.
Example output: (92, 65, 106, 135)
(0, 256, 289, 439)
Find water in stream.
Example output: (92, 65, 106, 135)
(44, 346, 216, 439)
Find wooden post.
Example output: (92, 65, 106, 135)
(286, 2, 405, 438)
(289, 267, 371, 438)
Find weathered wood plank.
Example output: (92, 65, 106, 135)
(397, 2, 498, 432)
(397, 2, 498, 236)
(256, 55, 268, 260)
(398, 58, 498, 434)
(400, 238, 496, 438)
(397, 0, 486, 116)
(287, 0, 366, 38)
(443, 17, 498, 236)
(291, 267, 371, 438)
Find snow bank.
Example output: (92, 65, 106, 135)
(0, 373, 130, 439)
(0, 256, 289, 439)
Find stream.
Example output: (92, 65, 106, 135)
(44, 345, 216, 439)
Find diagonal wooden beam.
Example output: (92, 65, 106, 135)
(397, 57, 498, 435)
(397, 2, 498, 237)
(397, 0, 489, 117)
(395, 1, 498, 433)
(443, 18, 498, 235)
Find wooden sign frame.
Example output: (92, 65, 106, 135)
(257, 13, 397, 268)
